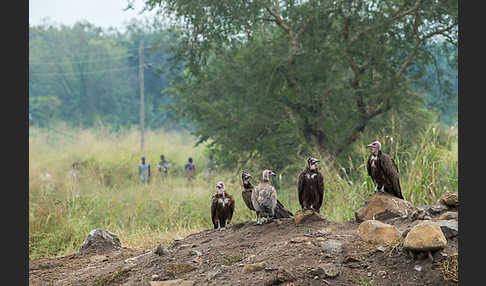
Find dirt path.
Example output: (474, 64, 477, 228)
(29, 216, 458, 286)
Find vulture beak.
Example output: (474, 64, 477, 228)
(367, 143, 373, 148)
(314, 159, 320, 163)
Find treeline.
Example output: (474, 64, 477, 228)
(29, 1, 457, 172)
(29, 18, 184, 129)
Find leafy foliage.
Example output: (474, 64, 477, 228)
(142, 0, 457, 170)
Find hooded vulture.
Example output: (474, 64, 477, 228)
(242, 172, 293, 219)
(211, 181, 235, 230)
(366, 140, 404, 199)
(251, 170, 278, 225)
(297, 157, 325, 213)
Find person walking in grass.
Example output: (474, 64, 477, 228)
(185, 157, 196, 180)
(157, 154, 170, 177)
(139, 156, 151, 184)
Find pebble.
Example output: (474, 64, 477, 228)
(414, 265, 422, 272)
(151, 274, 159, 280)
(376, 246, 386, 252)
(367, 272, 372, 277)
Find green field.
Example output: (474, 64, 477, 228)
(29, 123, 457, 259)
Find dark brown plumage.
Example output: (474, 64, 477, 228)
(241, 172, 255, 211)
(297, 157, 325, 213)
(211, 181, 235, 230)
(366, 141, 404, 199)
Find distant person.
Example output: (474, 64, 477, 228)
(205, 155, 218, 177)
(139, 156, 151, 184)
(68, 161, 81, 183)
(185, 157, 196, 180)
(157, 154, 170, 177)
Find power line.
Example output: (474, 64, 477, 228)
(30, 64, 155, 77)
(29, 43, 161, 63)
(29, 54, 135, 65)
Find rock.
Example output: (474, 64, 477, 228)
(435, 220, 458, 239)
(149, 280, 195, 286)
(264, 269, 295, 286)
(242, 262, 266, 274)
(79, 229, 121, 254)
(414, 265, 422, 272)
(358, 220, 400, 246)
(376, 246, 386, 252)
(152, 274, 159, 280)
(440, 192, 458, 208)
(403, 221, 447, 251)
(154, 244, 169, 256)
(207, 268, 221, 280)
(294, 209, 326, 225)
(319, 239, 343, 256)
(417, 204, 448, 216)
(355, 193, 416, 223)
(290, 236, 310, 243)
(438, 211, 458, 220)
(316, 263, 340, 278)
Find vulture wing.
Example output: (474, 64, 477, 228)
(316, 171, 325, 211)
(366, 154, 373, 177)
(227, 193, 235, 223)
(210, 195, 218, 229)
(379, 154, 403, 199)
(274, 199, 293, 218)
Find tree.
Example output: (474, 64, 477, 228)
(141, 0, 457, 170)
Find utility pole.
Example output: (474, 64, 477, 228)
(139, 38, 145, 151)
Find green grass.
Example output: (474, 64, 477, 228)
(29, 122, 457, 259)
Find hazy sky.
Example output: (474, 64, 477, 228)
(29, 0, 158, 29)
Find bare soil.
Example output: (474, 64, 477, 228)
(29, 213, 458, 286)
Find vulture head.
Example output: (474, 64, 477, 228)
(216, 181, 225, 195)
(307, 157, 320, 170)
(367, 141, 382, 155)
(242, 172, 252, 185)
(262, 169, 276, 181)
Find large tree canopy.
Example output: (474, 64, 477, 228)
(140, 0, 457, 171)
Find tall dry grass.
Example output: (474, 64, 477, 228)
(29, 122, 457, 259)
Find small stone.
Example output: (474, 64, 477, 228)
(414, 265, 422, 272)
(440, 192, 458, 208)
(435, 220, 458, 239)
(377, 270, 386, 278)
(290, 236, 309, 243)
(79, 229, 121, 254)
(423, 216, 432, 220)
(376, 246, 386, 252)
(319, 239, 343, 256)
(367, 272, 372, 277)
(294, 209, 326, 225)
(316, 263, 340, 278)
(438, 211, 458, 220)
(242, 262, 266, 274)
(174, 236, 184, 241)
(358, 220, 401, 246)
(154, 244, 169, 256)
(152, 274, 159, 280)
(150, 280, 195, 286)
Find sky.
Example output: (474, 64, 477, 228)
(29, 0, 158, 29)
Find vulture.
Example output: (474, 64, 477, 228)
(366, 140, 404, 199)
(251, 170, 279, 225)
(297, 157, 325, 213)
(211, 181, 235, 231)
(241, 172, 293, 219)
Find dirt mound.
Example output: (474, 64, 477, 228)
(29, 214, 458, 285)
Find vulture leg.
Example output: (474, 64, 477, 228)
(379, 186, 386, 194)
(373, 184, 378, 193)
(256, 212, 263, 225)
(217, 220, 221, 230)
